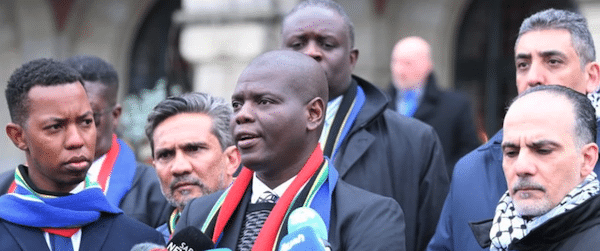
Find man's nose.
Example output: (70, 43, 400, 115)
(65, 124, 85, 150)
(302, 41, 323, 62)
(513, 150, 537, 177)
(170, 151, 192, 175)
(524, 62, 546, 90)
(234, 103, 255, 125)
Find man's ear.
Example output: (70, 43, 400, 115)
(111, 104, 122, 129)
(580, 142, 598, 178)
(585, 62, 600, 94)
(306, 97, 325, 132)
(349, 49, 359, 71)
(224, 145, 241, 177)
(6, 123, 27, 151)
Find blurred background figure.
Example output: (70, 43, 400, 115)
(64, 55, 171, 228)
(387, 36, 480, 173)
(145, 92, 239, 242)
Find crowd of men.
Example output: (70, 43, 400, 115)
(0, 0, 599, 250)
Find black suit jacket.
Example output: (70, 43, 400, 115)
(337, 76, 448, 251)
(175, 179, 406, 251)
(387, 74, 480, 175)
(0, 213, 165, 251)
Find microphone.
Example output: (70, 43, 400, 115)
(166, 226, 215, 251)
(279, 207, 331, 251)
(130, 242, 166, 251)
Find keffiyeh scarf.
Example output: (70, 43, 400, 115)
(587, 91, 600, 118)
(489, 173, 599, 251)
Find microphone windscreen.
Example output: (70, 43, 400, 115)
(167, 226, 214, 251)
(130, 242, 166, 251)
(279, 226, 326, 251)
(287, 207, 328, 240)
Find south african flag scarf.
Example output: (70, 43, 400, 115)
(201, 146, 338, 251)
(0, 165, 122, 229)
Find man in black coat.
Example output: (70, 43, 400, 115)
(280, 1, 448, 251)
(470, 85, 600, 250)
(176, 50, 406, 251)
(386, 36, 480, 172)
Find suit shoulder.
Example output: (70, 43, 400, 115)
(106, 213, 163, 236)
(335, 179, 402, 212)
(382, 109, 436, 133)
(177, 190, 225, 230)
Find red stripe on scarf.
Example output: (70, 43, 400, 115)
(97, 134, 120, 191)
(41, 227, 80, 237)
(7, 181, 16, 193)
(211, 146, 324, 250)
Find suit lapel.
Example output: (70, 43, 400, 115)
(413, 78, 440, 120)
(2, 221, 50, 251)
(334, 130, 375, 178)
(79, 215, 113, 251)
(218, 188, 251, 249)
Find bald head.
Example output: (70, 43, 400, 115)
(231, 50, 329, 182)
(241, 50, 329, 104)
(390, 36, 433, 90)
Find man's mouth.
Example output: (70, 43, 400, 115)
(236, 132, 260, 149)
(64, 156, 91, 170)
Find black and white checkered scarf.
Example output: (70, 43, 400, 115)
(588, 91, 600, 119)
(489, 173, 599, 251)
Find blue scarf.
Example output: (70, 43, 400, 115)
(100, 136, 137, 206)
(323, 81, 365, 161)
(0, 166, 122, 228)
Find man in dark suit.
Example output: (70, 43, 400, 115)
(280, 2, 448, 251)
(0, 58, 164, 250)
(0, 55, 171, 228)
(386, 36, 480, 172)
(175, 50, 405, 251)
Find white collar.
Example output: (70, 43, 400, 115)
(251, 173, 297, 204)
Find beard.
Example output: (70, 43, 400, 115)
(511, 177, 553, 217)
(163, 172, 227, 209)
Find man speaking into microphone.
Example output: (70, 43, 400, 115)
(174, 50, 406, 251)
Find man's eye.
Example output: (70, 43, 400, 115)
(232, 101, 242, 109)
(548, 59, 562, 65)
(537, 148, 552, 155)
(46, 124, 62, 131)
(503, 149, 518, 157)
(258, 99, 272, 105)
(156, 151, 173, 160)
(185, 145, 201, 152)
(287, 40, 304, 50)
(516, 61, 529, 70)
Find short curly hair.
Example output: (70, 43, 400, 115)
(5, 58, 84, 125)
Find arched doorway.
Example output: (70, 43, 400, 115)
(121, 0, 192, 161)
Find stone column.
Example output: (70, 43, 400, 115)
(176, 0, 290, 101)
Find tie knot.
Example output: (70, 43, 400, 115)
(257, 191, 279, 203)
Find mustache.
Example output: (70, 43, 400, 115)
(169, 175, 203, 191)
(512, 178, 546, 194)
